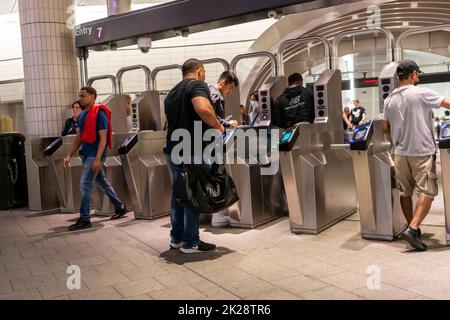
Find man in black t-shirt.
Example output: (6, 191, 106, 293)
(349, 99, 366, 127)
(272, 73, 315, 129)
(164, 59, 225, 254)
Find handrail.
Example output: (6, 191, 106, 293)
(116, 65, 151, 93)
(395, 24, 450, 61)
(150, 64, 183, 91)
(332, 27, 394, 69)
(86, 75, 118, 95)
(277, 36, 332, 74)
(230, 51, 278, 77)
(201, 58, 230, 71)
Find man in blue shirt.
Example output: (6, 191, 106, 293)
(64, 87, 126, 231)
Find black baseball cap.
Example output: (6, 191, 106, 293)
(397, 60, 424, 77)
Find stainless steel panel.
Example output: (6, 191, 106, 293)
(378, 62, 400, 115)
(280, 67, 358, 234)
(286, 147, 357, 234)
(226, 76, 290, 228)
(120, 130, 171, 220)
(279, 149, 304, 226)
(255, 76, 288, 127)
(26, 138, 59, 211)
(95, 133, 133, 216)
(313, 69, 343, 143)
(350, 120, 407, 241)
(440, 149, 450, 243)
(138, 155, 171, 219)
(132, 91, 165, 131)
(228, 159, 287, 229)
(62, 135, 85, 213)
(103, 95, 130, 134)
(352, 149, 377, 232)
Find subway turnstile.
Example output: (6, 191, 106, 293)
(279, 69, 357, 234)
(350, 121, 407, 240)
(119, 131, 171, 220)
(438, 121, 450, 245)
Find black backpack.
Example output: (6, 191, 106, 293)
(174, 163, 239, 214)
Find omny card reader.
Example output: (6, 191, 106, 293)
(350, 121, 374, 151)
(278, 125, 300, 152)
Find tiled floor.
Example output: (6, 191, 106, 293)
(0, 201, 448, 300)
(0, 155, 449, 300)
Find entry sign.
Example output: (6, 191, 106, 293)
(95, 26, 106, 41)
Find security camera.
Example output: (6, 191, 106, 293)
(175, 29, 189, 38)
(267, 10, 282, 19)
(137, 37, 152, 53)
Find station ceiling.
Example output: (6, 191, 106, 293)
(0, 0, 173, 15)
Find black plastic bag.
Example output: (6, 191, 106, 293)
(174, 164, 239, 214)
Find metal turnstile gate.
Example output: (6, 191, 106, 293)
(438, 121, 450, 245)
(350, 121, 407, 240)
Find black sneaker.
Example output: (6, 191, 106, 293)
(111, 205, 127, 220)
(68, 218, 92, 231)
(180, 241, 217, 254)
(416, 228, 428, 248)
(402, 227, 427, 251)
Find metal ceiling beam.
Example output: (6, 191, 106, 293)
(75, 0, 360, 52)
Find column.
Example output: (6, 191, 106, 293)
(19, 0, 80, 138)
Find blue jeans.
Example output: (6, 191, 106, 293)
(80, 157, 123, 221)
(168, 157, 211, 249)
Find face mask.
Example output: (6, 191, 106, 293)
(250, 100, 259, 110)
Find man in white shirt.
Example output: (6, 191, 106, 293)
(383, 60, 450, 251)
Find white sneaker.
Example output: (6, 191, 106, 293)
(211, 211, 230, 228)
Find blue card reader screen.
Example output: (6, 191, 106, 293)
(441, 125, 450, 139)
(354, 129, 367, 141)
(281, 131, 293, 142)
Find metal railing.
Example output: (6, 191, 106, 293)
(277, 36, 332, 74)
(116, 65, 151, 93)
(150, 64, 183, 91)
(86, 75, 118, 95)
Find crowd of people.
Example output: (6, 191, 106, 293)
(342, 99, 367, 143)
(58, 58, 450, 253)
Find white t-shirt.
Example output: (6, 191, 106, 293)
(383, 85, 445, 156)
